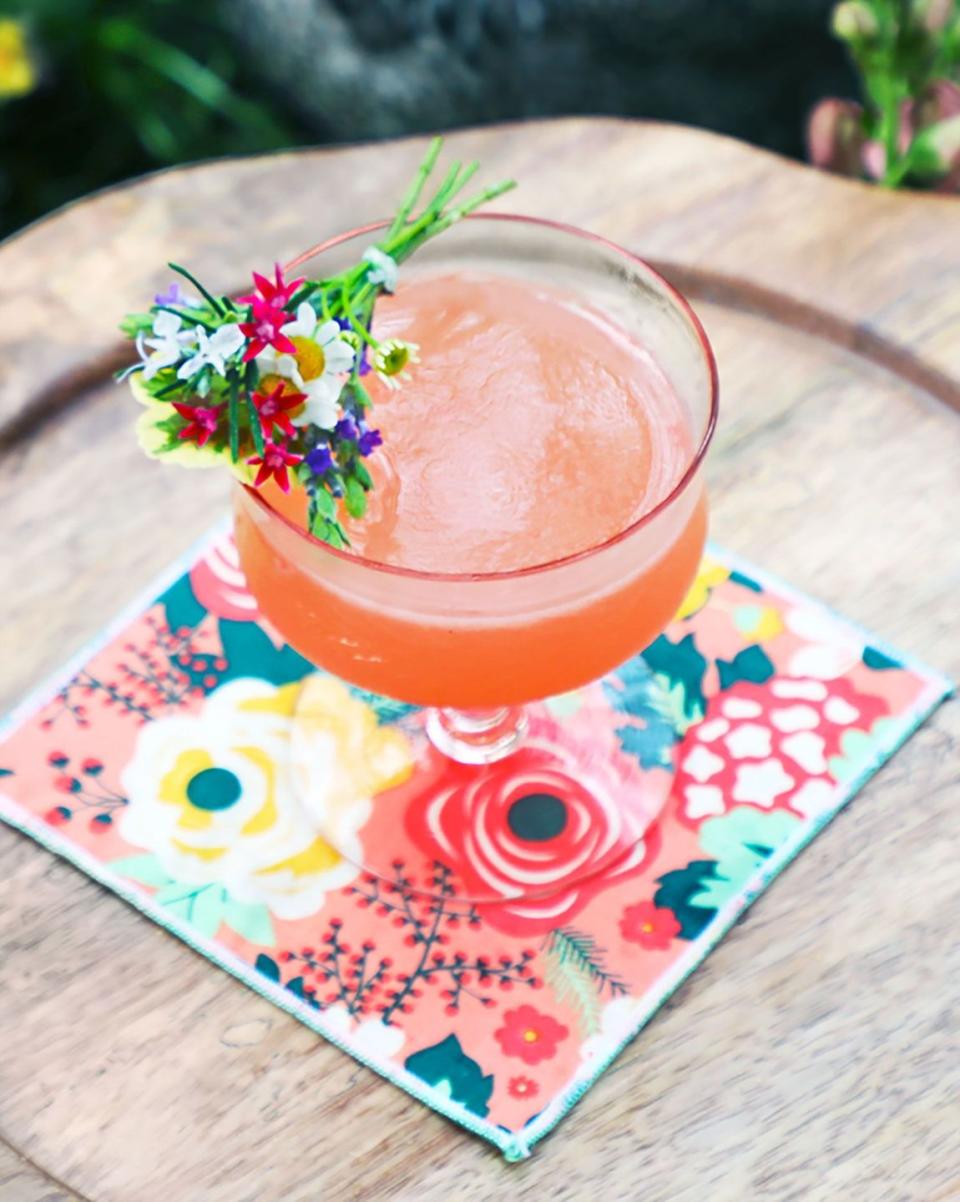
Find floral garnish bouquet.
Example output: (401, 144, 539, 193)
(120, 139, 513, 547)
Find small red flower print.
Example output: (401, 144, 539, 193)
(620, 901, 681, 950)
(44, 805, 71, 826)
(402, 713, 662, 936)
(54, 774, 79, 794)
(508, 1075, 539, 1099)
(81, 758, 103, 775)
(495, 1005, 568, 1065)
(47, 750, 69, 767)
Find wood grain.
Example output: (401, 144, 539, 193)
(1, 119, 958, 1202)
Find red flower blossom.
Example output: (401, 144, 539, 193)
(81, 758, 103, 775)
(495, 1005, 568, 1065)
(247, 441, 303, 492)
(54, 774, 78, 794)
(47, 750, 69, 767)
(238, 262, 305, 309)
(44, 805, 71, 826)
(401, 713, 662, 936)
(619, 900, 681, 950)
(171, 401, 223, 448)
(239, 297, 297, 361)
(252, 381, 307, 439)
(508, 1075, 539, 1099)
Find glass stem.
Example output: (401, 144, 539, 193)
(425, 706, 529, 764)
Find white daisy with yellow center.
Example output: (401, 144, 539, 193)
(120, 677, 413, 920)
(256, 302, 355, 430)
(374, 338, 420, 391)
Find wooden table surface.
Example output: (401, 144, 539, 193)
(1, 119, 958, 1202)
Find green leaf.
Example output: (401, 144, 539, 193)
(404, 1036, 494, 1118)
(154, 882, 205, 907)
(222, 898, 275, 946)
(190, 884, 226, 937)
(119, 312, 154, 337)
(111, 854, 174, 888)
(313, 487, 336, 519)
(344, 476, 367, 519)
(653, 860, 719, 940)
(543, 942, 601, 1036)
(354, 462, 373, 490)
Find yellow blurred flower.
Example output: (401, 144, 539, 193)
(675, 556, 731, 621)
(121, 677, 414, 920)
(0, 20, 35, 100)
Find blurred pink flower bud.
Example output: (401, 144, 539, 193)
(806, 98, 865, 175)
(913, 0, 954, 32)
(913, 79, 960, 132)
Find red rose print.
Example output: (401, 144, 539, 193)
(508, 1075, 539, 1099)
(619, 900, 681, 949)
(189, 533, 260, 623)
(495, 1005, 568, 1065)
(675, 677, 887, 827)
(402, 715, 662, 936)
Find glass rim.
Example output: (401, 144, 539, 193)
(242, 212, 719, 584)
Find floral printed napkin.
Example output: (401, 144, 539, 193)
(0, 527, 950, 1161)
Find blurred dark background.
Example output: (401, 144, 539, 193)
(0, 0, 856, 239)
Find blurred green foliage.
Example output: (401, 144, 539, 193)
(0, 0, 308, 236)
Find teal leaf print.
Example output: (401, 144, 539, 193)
(255, 954, 281, 982)
(111, 853, 175, 888)
(642, 633, 708, 721)
(217, 620, 313, 686)
(347, 685, 417, 725)
(223, 898, 275, 946)
(695, 809, 801, 910)
(160, 574, 206, 632)
(729, 569, 763, 593)
(716, 644, 775, 691)
(405, 1035, 494, 1118)
(653, 860, 720, 940)
(862, 646, 901, 671)
(0, 767, 13, 778)
(604, 658, 695, 768)
(190, 884, 227, 938)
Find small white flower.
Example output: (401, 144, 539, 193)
(363, 246, 398, 292)
(136, 310, 197, 381)
(256, 302, 354, 430)
(374, 338, 419, 390)
(177, 323, 245, 381)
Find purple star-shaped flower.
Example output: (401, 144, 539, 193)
(306, 445, 334, 475)
(335, 416, 359, 441)
(154, 281, 196, 308)
(358, 427, 383, 457)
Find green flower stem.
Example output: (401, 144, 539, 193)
(387, 135, 444, 239)
(168, 262, 225, 317)
(154, 304, 217, 332)
(228, 372, 240, 462)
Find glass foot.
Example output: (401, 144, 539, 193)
(289, 663, 674, 904)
